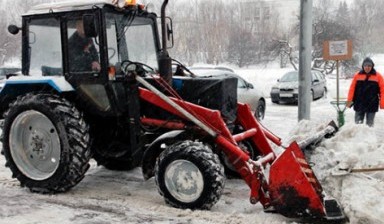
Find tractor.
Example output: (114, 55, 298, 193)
(0, 0, 344, 221)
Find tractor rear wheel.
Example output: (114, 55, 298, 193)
(1, 94, 91, 193)
(155, 140, 225, 210)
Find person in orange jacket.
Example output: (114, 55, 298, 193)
(347, 57, 384, 127)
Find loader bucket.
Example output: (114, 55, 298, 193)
(268, 141, 325, 218)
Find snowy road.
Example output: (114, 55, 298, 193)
(1, 97, 384, 224)
(0, 100, 312, 224)
(0, 148, 289, 224)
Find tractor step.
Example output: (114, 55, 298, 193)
(324, 198, 345, 220)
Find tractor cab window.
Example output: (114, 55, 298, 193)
(67, 19, 101, 73)
(28, 18, 62, 76)
(106, 23, 118, 66)
(124, 23, 157, 70)
(106, 13, 158, 72)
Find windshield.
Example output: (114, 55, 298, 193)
(105, 12, 158, 71)
(280, 71, 298, 82)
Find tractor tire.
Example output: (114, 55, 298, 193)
(155, 140, 225, 210)
(221, 141, 259, 178)
(221, 125, 260, 178)
(93, 141, 138, 171)
(1, 93, 91, 193)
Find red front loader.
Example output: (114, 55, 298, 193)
(0, 0, 344, 222)
(134, 68, 344, 221)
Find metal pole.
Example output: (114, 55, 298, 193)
(298, 0, 313, 121)
(335, 60, 345, 127)
(336, 60, 340, 105)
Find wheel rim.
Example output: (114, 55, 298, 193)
(164, 159, 204, 203)
(9, 110, 61, 180)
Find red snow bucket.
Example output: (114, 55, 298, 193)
(268, 141, 325, 218)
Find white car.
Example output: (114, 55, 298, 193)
(188, 67, 266, 120)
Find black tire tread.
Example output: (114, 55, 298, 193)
(154, 140, 225, 210)
(1, 93, 91, 193)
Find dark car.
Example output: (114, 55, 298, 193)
(188, 67, 266, 120)
(270, 70, 327, 104)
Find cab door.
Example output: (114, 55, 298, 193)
(64, 12, 114, 115)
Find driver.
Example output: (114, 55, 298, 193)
(68, 20, 101, 72)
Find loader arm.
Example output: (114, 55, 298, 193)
(137, 74, 344, 221)
(139, 84, 272, 205)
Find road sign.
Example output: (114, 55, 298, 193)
(323, 40, 352, 127)
(323, 40, 352, 61)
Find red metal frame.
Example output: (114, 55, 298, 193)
(141, 117, 187, 130)
(140, 88, 235, 142)
(139, 87, 327, 218)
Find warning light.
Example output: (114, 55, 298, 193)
(125, 0, 136, 5)
(112, 0, 144, 10)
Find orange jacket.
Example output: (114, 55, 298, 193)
(347, 70, 384, 112)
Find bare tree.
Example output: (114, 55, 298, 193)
(196, 0, 231, 64)
(167, 0, 232, 65)
(7, 0, 384, 71)
(312, 2, 362, 76)
(227, 28, 256, 67)
(351, 0, 384, 55)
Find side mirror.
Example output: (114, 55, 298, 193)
(166, 17, 174, 48)
(8, 25, 20, 35)
(83, 14, 98, 37)
(158, 17, 174, 49)
(247, 83, 254, 89)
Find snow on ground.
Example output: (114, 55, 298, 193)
(1, 63, 384, 223)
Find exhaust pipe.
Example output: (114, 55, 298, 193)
(161, 0, 169, 51)
(158, 0, 172, 84)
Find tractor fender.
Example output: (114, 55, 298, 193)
(142, 130, 194, 180)
(0, 76, 75, 119)
(1, 76, 75, 94)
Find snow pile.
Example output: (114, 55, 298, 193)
(2, 60, 384, 223)
(290, 121, 384, 223)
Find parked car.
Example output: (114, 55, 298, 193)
(188, 67, 266, 120)
(270, 70, 327, 104)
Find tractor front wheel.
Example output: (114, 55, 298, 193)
(155, 140, 225, 210)
(1, 94, 91, 193)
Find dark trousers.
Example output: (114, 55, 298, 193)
(355, 111, 376, 127)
